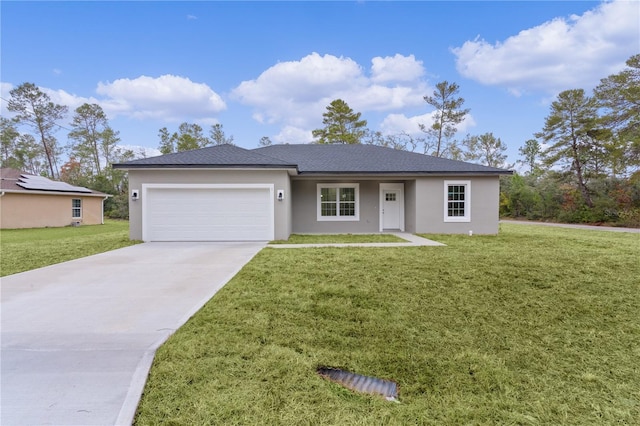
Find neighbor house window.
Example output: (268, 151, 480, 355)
(72, 198, 82, 219)
(317, 183, 359, 221)
(444, 181, 470, 222)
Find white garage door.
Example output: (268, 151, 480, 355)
(143, 184, 274, 241)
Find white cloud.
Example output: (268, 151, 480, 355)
(273, 126, 314, 144)
(232, 52, 427, 132)
(452, 0, 640, 94)
(1, 82, 95, 119)
(380, 112, 476, 137)
(2, 76, 226, 124)
(380, 112, 436, 136)
(42, 88, 99, 111)
(371, 54, 425, 83)
(96, 75, 226, 121)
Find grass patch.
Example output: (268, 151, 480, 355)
(0, 220, 139, 276)
(135, 223, 640, 425)
(270, 233, 407, 244)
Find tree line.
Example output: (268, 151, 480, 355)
(308, 55, 639, 227)
(1, 83, 134, 218)
(3, 54, 637, 225)
(310, 84, 511, 169)
(502, 55, 639, 227)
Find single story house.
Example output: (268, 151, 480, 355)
(0, 168, 109, 229)
(113, 144, 512, 242)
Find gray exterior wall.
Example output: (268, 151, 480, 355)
(404, 180, 417, 233)
(291, 176, 415, 234)
(291, 175, 500, 235)
(291, 179, 393, 234)
(127, 171, 501, 240)
(127, 169, 292, 240)
(414, 175, 500, 234)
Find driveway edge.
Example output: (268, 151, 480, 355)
(115, 243, 266, 426)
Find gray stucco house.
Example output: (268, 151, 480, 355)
(113, 144, 512, 242)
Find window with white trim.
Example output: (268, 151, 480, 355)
(444, 181, 470, 222)
(72, 198, 82, 219)
(317, 183, 359, 221)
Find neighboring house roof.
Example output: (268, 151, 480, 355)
(112, 144, 297, 169)
(0, 168, 108, 196)
(113, 143, 513, 175)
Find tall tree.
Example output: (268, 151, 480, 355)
(7, 82, 68, 178)
(537, 89, 598, 207)
(209, 123, 234, 145)
(100, 127, 121, 169)
(420, 81, 470, 157)
(158, 127, 177, 154)
(13, 134, 45, 175)
(176, 122, 209, 151)
(518, 139, 542, 175)
(68, 103, 112, 175)
(60, 157, 87, 187)
(594, 54, 640, 168)
(462, 132, 509, 168)
(0, 117, 20, 168)
(158, 122, 212, 153)
(0, 118, 45, 174)
(312, 99, 368, 144)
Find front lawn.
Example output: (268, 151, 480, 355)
(0, 220, 139, 277)
(135, 223, 640, 425)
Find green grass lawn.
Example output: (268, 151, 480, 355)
(270, 233, 407, 244)
(0, 220, 139, 277)
(135, 223, 640, 425)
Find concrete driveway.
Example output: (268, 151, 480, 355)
(1, 242, 265, 426)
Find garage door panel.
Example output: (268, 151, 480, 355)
(144, 186, 273, 241)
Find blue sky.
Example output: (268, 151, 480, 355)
(2, 1, 639, 167)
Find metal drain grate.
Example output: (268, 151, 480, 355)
(317, 367, 399, 401)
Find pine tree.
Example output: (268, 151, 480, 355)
(312, 99, 368, 144)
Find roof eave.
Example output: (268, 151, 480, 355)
(113, 164, 298, 170)
(1, 189, 110, 197)
(296, 170, 513, 176)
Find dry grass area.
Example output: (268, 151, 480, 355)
(135, 223, 639, 425)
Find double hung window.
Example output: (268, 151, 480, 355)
(444, 181, 470, 222)
(317, 184, 359, 221)
(72, 199, 82, 219)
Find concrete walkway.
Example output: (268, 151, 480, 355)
(268, 232, 445, 248)
(501, 219, 640, 233)
(1, 242, 265, 426)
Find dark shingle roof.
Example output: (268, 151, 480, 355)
(113, 144, 296, 169)
(0, 168, 24, 191)
(254, 144, 511, 175)
(113, 143, 512, 175)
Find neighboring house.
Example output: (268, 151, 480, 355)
(114, 144, 512, 242)
(0, 168, 109, 229)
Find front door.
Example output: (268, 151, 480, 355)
(382, 190, 400, 229)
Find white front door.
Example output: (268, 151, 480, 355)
(379, 183, 404, 232)
(382, 190, 400, 229)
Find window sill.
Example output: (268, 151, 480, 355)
(444, 217, 470, 223)
(317, 216, 360, 222)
